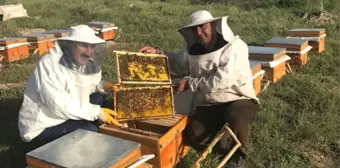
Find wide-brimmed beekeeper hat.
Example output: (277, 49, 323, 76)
(178, 10, 235, 48)
(59, 24, 105, 44)
(178, 10, 223, 30)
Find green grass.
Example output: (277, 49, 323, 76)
(0, 0, 339, 167)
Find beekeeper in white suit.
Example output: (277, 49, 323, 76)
(18, 25, 120, 151)
(139, 10, 259, 168)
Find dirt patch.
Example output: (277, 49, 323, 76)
(300, 11, 339, 25)
(0, 82, 25, 90)
(301, 145, 337, 168)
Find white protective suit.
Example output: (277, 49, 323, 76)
(18, 41, 107, 142)
(169, 16, 259, 107)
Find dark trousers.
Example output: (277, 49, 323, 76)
(184, 99, 258, 157)
(25, 93, 105, 152)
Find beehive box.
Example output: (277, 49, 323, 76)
(42, 29, 70, 38)
(99, 114, 190, 168)
(250, 61, 264, 95)
(22, 33, 55, 55)
(248, 46, 286, 61)
(287, 28, 326, 53)
(113, 86, 174, 121)
(0, 37, 29, 62)
(114, 51, 171, 85)
(264, 37, 311, 66)
(248, 46, 289, 83)
(26, 129, 142, 168)
(89, 21, 117, 40)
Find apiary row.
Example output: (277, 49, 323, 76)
(249, 28, 326, 95)
(0, 21, 118, 64)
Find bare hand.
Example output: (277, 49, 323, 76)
(176, 80, 189, 92)
(139, 46, 158, 54)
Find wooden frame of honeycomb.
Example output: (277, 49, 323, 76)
(113, 86, 175, 121)
(114, 51, 171, 85)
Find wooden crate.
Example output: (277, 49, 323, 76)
(113, 86, 174, 121)
(248, 46, 286, 61)
(0, 38, 29, 62)
(263, 61, 286, 83)
(99, 114, 190, 168)
(42, 29, 70, 38)
(88, 21, 115, 28)
(26, 129, 142, 168)
(287, 28, 326, 53)
(22, 33, 55, 55)
(114, 51, 171, 85)
(250, 61, 263, 95)
(264, 37, 310, 66)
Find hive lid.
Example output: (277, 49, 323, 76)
(113, 86, 175, 121)
(0, 37, 27, 46)
(26, 129, 141, 168)
(248, 46, 286, 61)
(287, 28, 326, 37)
(43, 29, 70, 37)
(22, 33, 55, 42)
(88, 21, 115, 28)
(264, 37, 308, 51)
(114, 51, 171, 85)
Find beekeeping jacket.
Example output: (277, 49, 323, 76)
(168, 14, 259, 107)
(18, 25, 109, 142)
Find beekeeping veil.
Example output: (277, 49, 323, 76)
(58, 25, 108, 75)
(177, 10, 235, 51)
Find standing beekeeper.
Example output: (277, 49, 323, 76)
(139, 10, 259, 168)
(18, 25, 120, 151)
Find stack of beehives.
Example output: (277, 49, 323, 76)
(247, 28, 327, 95)
(0, 20, 118, 64)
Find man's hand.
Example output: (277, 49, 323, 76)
(139, 46, 158, 54)
(99, 108, 121, 126)
(176, 80, 189, 92)
(103, 81, 120, 92)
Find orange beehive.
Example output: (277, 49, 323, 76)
(0, 37, 29, 63)
(22, 33, 55, 56)
(42, 29, 70, 38)
(248, 46, 290, 83)
(99, 114, 190, 168)
(287, 28, 326, 53)
(88, 21, 117, 41)
(249, 61, 264, 95)
(264, 37, 311, 66)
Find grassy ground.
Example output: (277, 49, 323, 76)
(0, 0, 339, 167)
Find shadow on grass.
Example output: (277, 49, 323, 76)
(0, 98, 27, 168)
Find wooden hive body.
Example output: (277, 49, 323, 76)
(250, 61, 263, 95)
(264, 37, 310, 66)
(0, 37, 29, 62)
(99, 114, 190, 168)
(89, 21, 116, 40)
(248, 46, 288, 83)
(22, 33, 55, 55)
(287, 28, 326, 53)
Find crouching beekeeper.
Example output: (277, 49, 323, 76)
(18, 25, 119, 150)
